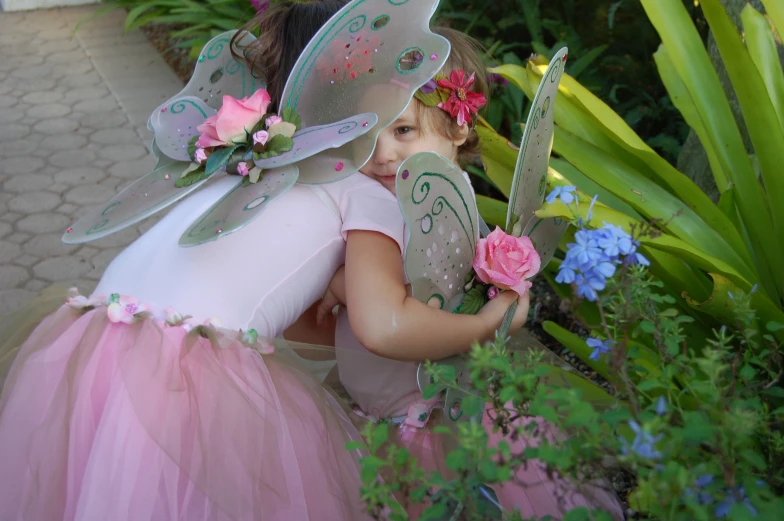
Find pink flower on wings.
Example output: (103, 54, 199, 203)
(437, 70, 487, 127)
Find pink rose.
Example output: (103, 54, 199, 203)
(252, 130, 269, 145)
(237, 162, 249, 176)
(195, 89, 272, 148)
(265, 115, 282, 128)
(473, 227, 541, 296)
(194, 148, 207, 163)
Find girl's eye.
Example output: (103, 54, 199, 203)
(395, 126, 414, 136)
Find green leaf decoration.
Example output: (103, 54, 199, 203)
(205, 144, 239, 176)
(280, 107, 303, 130)
(454, 284, 489, 315)
(259, 134, 294, 159)
(187, 135, 199, 160)
(175, 168, 210, 188)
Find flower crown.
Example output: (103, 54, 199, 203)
(413, 69, 487, 126)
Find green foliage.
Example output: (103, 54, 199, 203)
(477, 0, 784, 348)
(355, 236, 784, 519)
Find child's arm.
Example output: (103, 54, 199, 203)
(344, 230, 530, 361)
(316, 266, 346, 327)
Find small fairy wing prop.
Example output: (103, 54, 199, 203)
(505, 48, 568, 245)
(148, 31, 261, 132)
(279, 0, 449, 184)
(396, 152, 479, 312)
(150, 97, 216, 162)
(523, 213, 568, 270)
(178, 165, 299, 247)
(397, 152, 482, 424)
(63, 147, 206, 244)
(254, 113, 378, 169)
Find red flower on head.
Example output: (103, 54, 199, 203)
(436, 70, 487, 126)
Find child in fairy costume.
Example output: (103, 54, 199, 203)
(0, 1, 529, 520)
(315, 27, 625, 520)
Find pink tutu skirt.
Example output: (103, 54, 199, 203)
(0, 291, 622, 521)
(0, 298, 369, 521)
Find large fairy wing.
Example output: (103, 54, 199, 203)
(150, 97, 216, 162)
(178, 165, 299, 246)
(396, 152, 479, 312)
(279, 0, 449, 184)
(254, 113, 378, 169)
(505, 48, 568, 240)
(62, 146, 207, 244)
(148, 31, 261, 133)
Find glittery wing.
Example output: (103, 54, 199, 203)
(396, 152, 483, 424)
(279, 0, 449, 184)
(62, 145, 205, 244)
(150, 97, 216, 162)
(505, 48, 569, 269)
(148, 30, 261, 132)
(253, 113, 378, 169)
(178, 165, 299, 246)
(396, 152, 479, 312)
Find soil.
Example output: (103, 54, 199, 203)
(139, 20, 639, 519)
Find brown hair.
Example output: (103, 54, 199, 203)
(416, 27, 489, 166)
(231, 0, 347, 113)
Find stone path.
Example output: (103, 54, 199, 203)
(0, 6, 183, 313)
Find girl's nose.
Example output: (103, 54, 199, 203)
(373, 133, 397, 164)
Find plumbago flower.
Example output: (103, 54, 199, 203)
(179, 90, 302, 188)
(549, 186, 649, 302)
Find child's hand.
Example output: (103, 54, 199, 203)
(477, 289, 531, 334)
(316, 288, 340, 328)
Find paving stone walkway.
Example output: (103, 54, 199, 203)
(0, 6, 184, 313)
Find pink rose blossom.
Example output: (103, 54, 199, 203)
(107, 295, 149, 324)
(487, 286, 499, 300)
(195, 89, 272, 148)
(237, 162, 249, 176)
(194, 148, 207, 163)
(252, 130, 269, 145)
(265, 115, 282, 128)
(473, 227, 540, 296)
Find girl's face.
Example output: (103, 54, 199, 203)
(359, 102, 467, 195)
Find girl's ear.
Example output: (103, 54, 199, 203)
(452, 122, 469, 147)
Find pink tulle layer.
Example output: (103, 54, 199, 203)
(0, 303, 622, 520)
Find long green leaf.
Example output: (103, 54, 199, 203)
(476, 123, 517, 197)
(553, 128, 757, 283)
(653, 45, 728, 191)
(495, 62, 751, 266)
(742, 5, 784, 136)
(759, 0, 784, 40)
(640, 0, 779, 302)
(476, 195, 507, 228)
(700, 0, 784, 299)
(123, 4, 156, 32)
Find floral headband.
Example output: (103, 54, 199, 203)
(413, 69, 487, 126)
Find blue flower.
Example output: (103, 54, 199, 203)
(545, 185, 577, 205)
(655, 396, 668, 416)
(595, 223, 633, 258)
(586, 337, 613, 361)
(555, 265, 576, 284)
(684, 474, 715, 505)
(621, 421, 662, 460)
(585, 194, 599, 224)
(569, 230, 604, 267)
(715, 487, 758, 518)
(575, 272, 606, 301)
